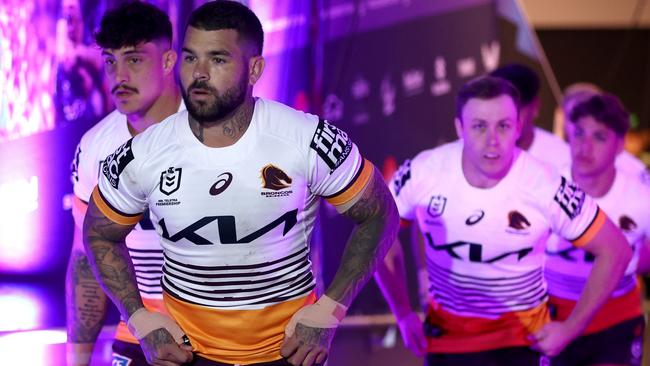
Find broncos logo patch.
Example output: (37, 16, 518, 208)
(261, 164, 292, 191)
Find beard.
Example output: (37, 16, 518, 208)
(182, 73, 248, 124)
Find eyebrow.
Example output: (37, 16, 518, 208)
(181, 47, 232, 57)
(101, 49, 145, 57)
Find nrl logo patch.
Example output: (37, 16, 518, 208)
(427, 195, 447, 217)
(159, 167, 182, 196)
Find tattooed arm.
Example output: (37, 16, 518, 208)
(281, 166, 399, 365)
(83, 195, 192, 365)
(66, 203, 109, 366)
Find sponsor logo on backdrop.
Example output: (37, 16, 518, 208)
(457, 57, 476, 78)
(323, 94, 343, 122)
(351, 76, 370, 99)
(380, 76, 396, 116)
(402, 68, 424, 96)
(431, 56, 451, 96)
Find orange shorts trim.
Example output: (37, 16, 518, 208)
(425, 301, 550, 353)
(549, 285, 642, 335)
(164, 291, 317, 364)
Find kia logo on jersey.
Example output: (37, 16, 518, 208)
(160, 167, 182, 196)
(210, 172, 233, 196)
(427, 195, 447, 217)
(619, 215, 637, 233)
(261, 164, 292, 190)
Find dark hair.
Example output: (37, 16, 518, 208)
(456, 76, 521, 120)
(489, 63, 540, 105)
(95, 1, 172, 49)
(569, 93, 630, 136)
(187, 0, 264, 56)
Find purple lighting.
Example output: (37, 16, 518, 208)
(0, 1, 57, 142)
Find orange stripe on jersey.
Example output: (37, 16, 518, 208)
(164, 291, 317, 364)
(325, 158, 373, 207)
(571, 208, 606, 247)
(91, 187, 142, 226)
(549, 285, 642, 335)
(114, 298, 169, 344)
(425, 300, 549, 353)
(399, 218, 412, 228)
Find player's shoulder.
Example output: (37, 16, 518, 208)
(130, 110, 185, 154)
(254, 97, 321, 143)
(515, 149, 563, 190)
(79, 109, 126, 147)
(617, 167, 650, 196)
(411, 140, 461, 172)
(534, 127, 567, 148)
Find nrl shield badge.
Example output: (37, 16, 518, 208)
(160, 167, 182, 196)
(427, 195, 447, 217)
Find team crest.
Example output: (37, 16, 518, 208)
(427, 195, 447, 217)
(619, 215, 637, 233)
(260, 164, 293, 198)
(159, 167, 182, 196)
(506, 210, 531, 235)
(261, 164, 292, 190)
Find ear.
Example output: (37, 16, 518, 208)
(162, 49, 177, 75)
(454, 118, 463, 139)
(615, 135, 625, 156)
(530, 96, 541, 119)
(248, 55, 265, 85)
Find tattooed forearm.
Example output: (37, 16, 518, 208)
(83, 199, 143, 318)
(326, 167, 399, 306)
(66, 250, 108, 343)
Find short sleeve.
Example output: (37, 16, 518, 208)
(548, 175, 605, 247)
(307, 118, 372, 208)
(71, 140, 96, 203)
(388, 159, 416, 221)
(94, 139, 146, 225)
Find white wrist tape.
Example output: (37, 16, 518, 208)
(66, 343, 93, 366)
(284, 295, 348, 337)
(127, 308, 186, 343)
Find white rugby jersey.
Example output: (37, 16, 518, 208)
(545, 166, 650, 300)
(527, 127, 571, 169)
(72, 102, 185, 300)
(92, 98, 372, 363)
(390, 140, 603, 319)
